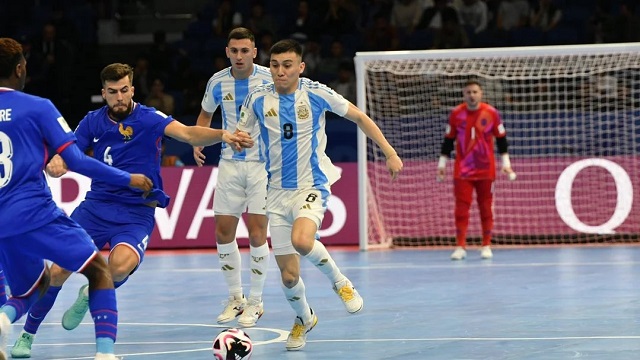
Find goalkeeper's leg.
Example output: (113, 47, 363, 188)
(454, 179, 474, 247)
(476, 179, 495, 247)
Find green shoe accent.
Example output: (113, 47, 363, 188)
(10, 332, 34, 358)
(61, 284, 89, 331)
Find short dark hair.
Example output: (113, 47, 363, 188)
(465, 79, 482, 88)
(270, 39, 303, 57)
(100, 63, 134, 86)
(228, 27, 255, 44)
(0, 38, 23, 79)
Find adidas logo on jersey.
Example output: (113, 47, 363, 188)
(265, 108, 278, 117)
(300, 204, 311, 210)
(223, 93, 234, 101)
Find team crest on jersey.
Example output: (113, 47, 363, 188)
(297, 104, 310, 120)
(118, 122, 133, 141)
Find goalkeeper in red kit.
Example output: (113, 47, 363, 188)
(437, 80, 516, 260)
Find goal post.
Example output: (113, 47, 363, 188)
(354, 43, 640, 251)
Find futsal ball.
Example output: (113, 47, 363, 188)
(212, 328, 253, 360)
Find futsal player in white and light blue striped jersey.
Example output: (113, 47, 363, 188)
(0, 37, 155, 360)
(193, 27, 272, 328)
(236, 39, 404, 351)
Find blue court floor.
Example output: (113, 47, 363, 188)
(9, 246, 640, 359)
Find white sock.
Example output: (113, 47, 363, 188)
(282, 277, 312, 322)
(304, 240, 344, 284)
(248, 243, 270, 301)
(217, 240, 242, 298)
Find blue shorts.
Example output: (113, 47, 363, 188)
(71, 199, 155, 273)
(0, 214, 98, 297)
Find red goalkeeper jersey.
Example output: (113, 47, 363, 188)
(445, 102, 506, 180)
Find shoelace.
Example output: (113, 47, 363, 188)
(15, 334, 32, 347)
(290, 322, 306, 338)
(337, 285, 354, 302)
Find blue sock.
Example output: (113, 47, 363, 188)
(3, 290, 41, 323)
(1, 304, 17, 322)
(96, 337, 115, 355)
(24, 285, 62, 334)
(89, 288, 118, 354)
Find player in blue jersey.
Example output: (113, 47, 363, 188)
(0, 38, 154, 360)
(10, 62, 253, 358)
(192, 27, 272, 328)
(236, 39, 404, 351)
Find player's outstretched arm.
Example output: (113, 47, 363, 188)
(165, 120, 254, 149)
(58, 142, 153, 191)
(343, 103, 403, 179)
(193, 109, 215, 166)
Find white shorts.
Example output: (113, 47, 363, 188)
(213, 159, 267, 217)
(267, 187, 331, 255)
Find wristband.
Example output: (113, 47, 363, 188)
(501, 153, 511, 168)
(438, 155, 448, 169)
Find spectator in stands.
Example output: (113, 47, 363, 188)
(257, 31, 275, 66)
(606, 1, 640, 43)
(458, 0, 489, 34)
(32, 22, 76, 111)
(496, 0, 530, 31)
(585, 1, 612, 44)
(321, 0, 358, 37)
(432, 13, 469, 49)
(317, 40, 351, 82)
(19, 35, 46, 96)
(212, 0, 243, 37)
(580, 72, 630, 110)
(145, 77, 175, 115)
(132, 56, 152, 103)
(530, 0, 562, 33)
(329, 61, 357, 104)
(358, 0, 394, 32)
(437, 79, 516, 261)
(288, 0, 320, 42)
(246, 2, 279, 39)
(390, 0, 424, 36)
(147, 30, 175, 80)
(415, 0, 460, 33)
(302, 38, 323, 79)
(170, 57, 201, 107)
(364, 13, 400, 51)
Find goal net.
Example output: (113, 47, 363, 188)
(354, 43, 640, 250)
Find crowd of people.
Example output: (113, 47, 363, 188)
(2, 0, 638, 131)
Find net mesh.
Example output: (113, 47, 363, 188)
(358, 46, 640, 248)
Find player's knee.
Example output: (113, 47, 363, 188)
(83, 257, 113, 285)
(49, 265, 72, 286)
(215, 228, 236, 243)
(290, 234, 314, 255)
(109, 263, 134, 283)
(280, 271, 299, 288)
(248, 231, 267, 247)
